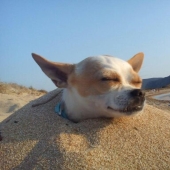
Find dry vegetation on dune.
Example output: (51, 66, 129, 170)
(0, 82, 47, 96)
(0, 82, 48, 122)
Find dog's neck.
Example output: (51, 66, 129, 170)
(62, 88, 102, 122)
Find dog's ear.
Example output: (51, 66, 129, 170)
(128, 52, 144, 72)
(32, 53, 74, 88)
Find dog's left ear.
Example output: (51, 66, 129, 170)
(128, 52, 144, 72)
(32, 53, 74, 88)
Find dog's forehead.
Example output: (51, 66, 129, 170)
(75, 55, 132, 75)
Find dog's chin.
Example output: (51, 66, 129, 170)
(107, 105, 144, 116)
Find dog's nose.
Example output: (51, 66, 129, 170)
(130, 89, 145, 97)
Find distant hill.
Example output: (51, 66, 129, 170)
(142, 75, 170, 89)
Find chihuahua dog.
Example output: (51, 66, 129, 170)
(32, 52, 145, 122)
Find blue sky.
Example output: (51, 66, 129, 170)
(0, 1, 170, 91)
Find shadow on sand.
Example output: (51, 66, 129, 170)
(0, 93, 113, 169)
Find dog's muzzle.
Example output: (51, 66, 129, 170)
(124, 89, 145, 114)
(108, 89, 145, 114)
(130, 89, 145, 105)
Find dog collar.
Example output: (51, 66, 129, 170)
(55, 102, 69, 120)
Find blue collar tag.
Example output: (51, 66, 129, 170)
(55, 102, 69, 120)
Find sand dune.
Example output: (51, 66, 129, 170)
(0, 82, 46, 122)
(0, 93, 42, 122)
(0, 85, 170, 169)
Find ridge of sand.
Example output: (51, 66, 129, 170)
(0, 93, 42, 122)
(0, 82, 46, 122)
(0, 88, 170, 169)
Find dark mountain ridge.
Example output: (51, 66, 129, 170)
(142, 75, 170, 89)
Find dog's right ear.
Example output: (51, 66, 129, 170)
(32, 53, 74, 88)
(128, 52, 144, 73)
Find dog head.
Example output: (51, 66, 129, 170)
(32, 53, 145, 120)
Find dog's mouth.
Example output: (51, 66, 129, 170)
(107, 105, 143, 115)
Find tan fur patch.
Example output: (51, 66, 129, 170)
(68, 59, 121, 97)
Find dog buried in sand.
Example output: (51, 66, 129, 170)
(32, 52, 145, 122)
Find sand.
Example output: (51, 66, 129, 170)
(0, 88, 170, 169)
(146, 89, 170, 113)
(152, 92, 170, 101)
(0, 93, 42, 122)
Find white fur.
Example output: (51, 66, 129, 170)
(63, 55, 144, 122)
(32, 53, 145, 122)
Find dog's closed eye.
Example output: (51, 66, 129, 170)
(132, 81, 142, 84)
(131, 80, 142, 86)
(101, 77, 119, 82)
(130, 79, 142, 88)
(131, 76, 142, 85)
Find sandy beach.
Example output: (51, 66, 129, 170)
(0, 87, 170, 169)
(0, 84, 170, 169)
(145, 88, 170, 109)
(152, 92, 170, 101)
